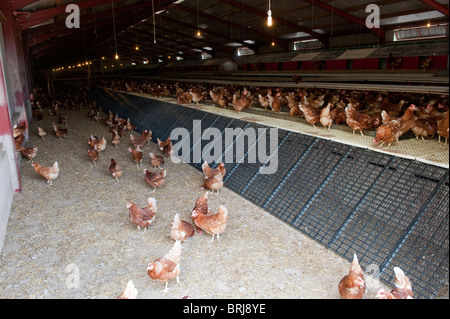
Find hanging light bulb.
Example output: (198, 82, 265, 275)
(111, 0, 119, 62)
(135, 45, 139, 51)
(267, 9, 272, 27)
(196, 0, 202, 37)
(267, 0, 272, 27)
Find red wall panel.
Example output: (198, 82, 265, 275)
(427, 55, 448, 69)
(397, 56, 419, 70)
(325, 60, 347, 70)
(281, 61, 298, 70)
(264, 62, 279, 71)
(352, 58, 379, 70)
(301, 61, 315, 70)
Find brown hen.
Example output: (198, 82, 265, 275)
(338, 253, 366, 299)
(170, 213, 195, 241)
(192, 204, 228, 242)
(126, 197, 157, 231)
(144, 169, 166, 192)
(147, 240, 182, 294)
(376, 267, 413, 299)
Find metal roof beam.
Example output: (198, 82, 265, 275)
(140, 21, 234, 53)
(30, 1, 176, 63)
(28, 9, 139, 47)
(111, 34, 194, 56)
(173, 3, 288, 49)
(159, 15, 257, 51)
(302, 0, 385, 43)
(95, 43, 168, 60)
(218, 0, 329, 45)
(15, 0, 125, 30)
(27, 0, 171, 37)
(86, 1, 177, 56)
(31, 9, 150, 58)
(11, 0, 41, 11)
(95, 37, 199, 61)
(419, 0, 449, 16)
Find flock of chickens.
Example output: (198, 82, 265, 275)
(14, 96, 76, 185)
(104, 78, 450, 150)
(14, 80, 426, 299)
(97, 111, 230, 296)
(21, 87, 231, 298)
(338, 254, 414, 299)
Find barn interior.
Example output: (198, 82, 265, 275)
(0, 0, 449, 300)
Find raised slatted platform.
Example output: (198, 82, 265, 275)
(89, 87, 449, 299)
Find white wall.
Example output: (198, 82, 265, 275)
(0, 142, 14, 253)
(0, 22, 19, 254)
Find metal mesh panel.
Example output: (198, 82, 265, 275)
(158, 107, 198, 141)
(222, 122, 270, 194)
(289, 147, 382, 245)
(145, 104, 179, 140)
(202, 116, 235, 164)
(327, 158, 449, 298)
(88, 88, 161, 133)
(205, 119, 254, 175)
(190, 113, 225, 170)
(241, 132, 316, 208)
(134, 99, 167, 134)
(263, 139, 351, 226)
(122, 93, 155, 125)
(179, 112, 212, 165)
(289, 148, 391, 247)
(89, 87, 449, 299)
(378, 172, 449, 299)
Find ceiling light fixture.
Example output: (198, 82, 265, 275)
(111, 0, 118, 60)
(152, 0, 157, 43)
(267, 0, 272, 27)
(196, 0, 201, 37)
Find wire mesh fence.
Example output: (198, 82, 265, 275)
(89, 87, 449, 299)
